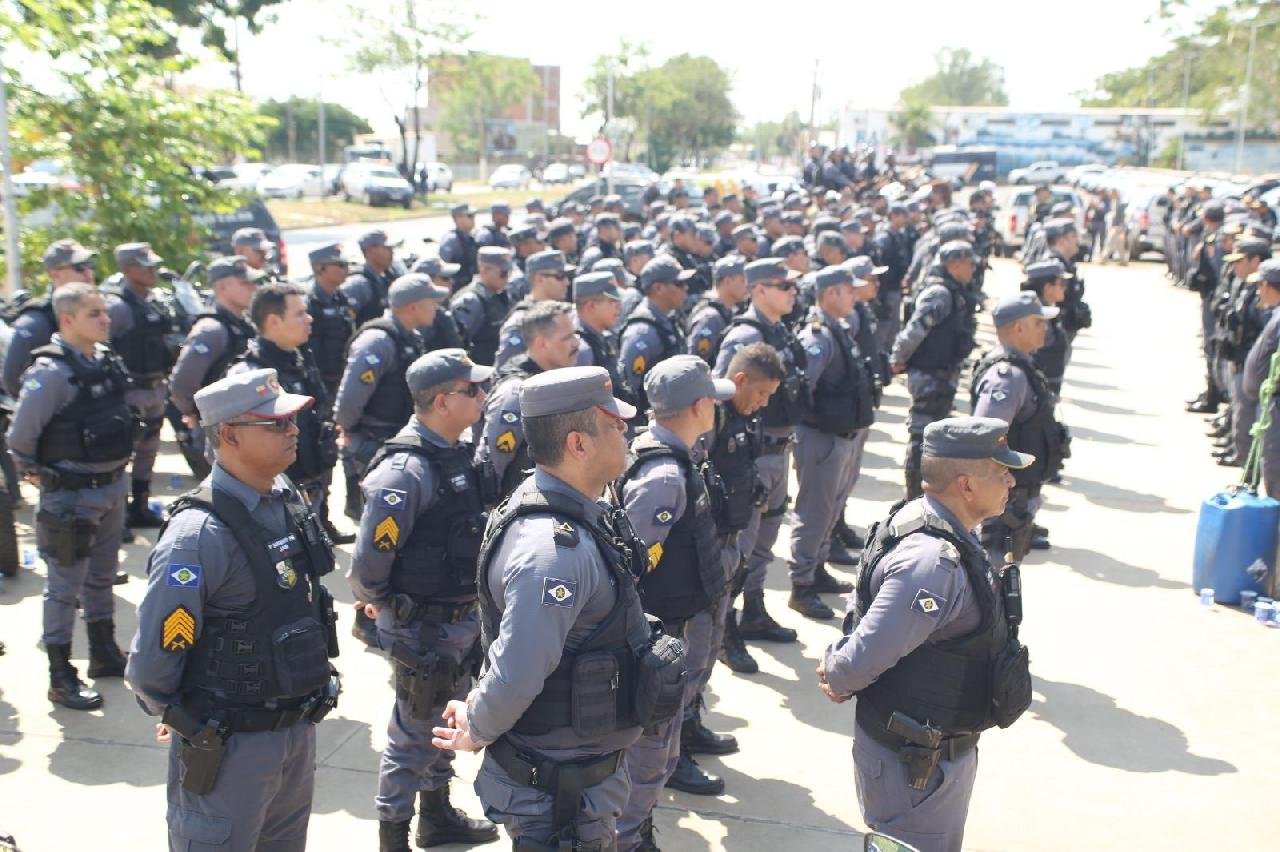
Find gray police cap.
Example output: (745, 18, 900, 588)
(411, 256, 462, 278)
(814, 265, 853, 292)
(922, 416, 1034, 469)
(308, 243, 345, 267)
(1224, 236, 1271, 262)
(1043, 217, 1077, 239)
(669, 214, 697, 234)
(358, 229, 401, 250)
(1247, 258, 1280, 286)
(546, 218, 576, 241)
(817, 231, 846, 250)
(839, 220, 865, 235)
(745, 257, 798, 286)
(938, 240, 977, 263)
(639, 256, 696, 290)
(406, 348, 493, 394)
(520, 365, 637, 420)
(114, 241, 163, 268)
(991, 291, 1059, 327)
(208, 255, 264, 283)
(388, 273, 448, 308)
(593, 258, 628, 285)
(771, 236, 806, 257)
(43, 239, 96, 270)
(595, 213, 621, 229)
(624, 240, 656, 261)
(232, 227, 272, 251)
(1024, 258, 1072, 282)
(572, 271, 621, 301)
(195, 367, 313, 427)
(478, 246, 513, 268)
(526, 249, 572, 277)
(714, 256, 745, 282)
(510, 224, 541, 244)
(450, 203, 473, 217)
(732, 223, 757, 241)
(847, 255, 888, 279)
(645, 354, 735, 414)
(937, 222, 971, 243)
(491, 201, 511, 215)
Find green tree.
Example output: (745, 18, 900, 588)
(580, 39, 651, 160)
(258, 98, 372, 162)
(900, 48, 1009, 106)
(1, 0, 270, 288)
(891, 100, 936, 150)
(430, 51, 542, 176)
(145, 0, 288, 89)
(739, 111, 807, 162)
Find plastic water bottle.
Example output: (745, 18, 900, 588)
(1255, 601, 1275, 626)
(1240, 591, 1258, 612)
(1199, 588, 1215, 607)
(169, 474, 184, 489)
(21, 548, 35, 567)
(149, 499, 165, 517)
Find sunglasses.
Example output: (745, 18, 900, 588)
(761, 280, 797, 291)
(543, 272, 568, 281)
(58, 262, 94, 273)
(228, 415, 297, 433)
(442, 383, 483, 398)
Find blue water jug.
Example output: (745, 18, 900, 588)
(1192, 488, 1279, 604)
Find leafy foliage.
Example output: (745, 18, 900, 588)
(891, 101, 937, 150)
(899, 48, 1009, 107)
(258, 98, 372, 162)
(429, 51, 541, 164)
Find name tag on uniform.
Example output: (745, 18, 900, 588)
(267, 534, 300, 559)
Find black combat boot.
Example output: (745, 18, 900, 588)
(47, 644, 102, 710)
(738, 591, 797, 643)
(126, 480, 165, 528)
(1185, 387, 1221, 413)
(718, 609, 758, 674)
(416, 786, 499, 847)
(637, 815, 661, 851)
(788, 585, 834, 620)
(826, 541, 860, 566)
(811, 564, 853, 594)
(86, 618, 128, 678)
(681, 696, 738, 756)
(113, 569, 130, 585)
(833, 518, 864, 549)
(664, 752, 724, 796)
(344, 474, 362, 521)
(379, 818, 412, 852)
(320, 508, 356, 545)
(352, 608, 380, 649)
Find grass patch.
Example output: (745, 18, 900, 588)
(267, 186, 572, 229)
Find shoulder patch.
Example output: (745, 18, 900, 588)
(910, 588, 947, 618)
(697, 337, 711, 354)
(192, 342, 209, 355)
(542, 576, 578, 607)
(379, 488, 406, 511)
(360, 368, 377, 384)
(364, 353, 381, 365)
(507, 334, 523, 347)
(165, 563, 202, 588)
(16, 327, 31, 339)
(553, 519, 579, 547)
(991, 389, 1008, 401)
(374, 515, 400, 551)
(631, 354, 647, 375)
(495, 430, 517, 453)
(634, 339, 649, 352)
(807, 343, 822, 356)
(652, 507, 676, 526)
(161, 605, 196, 652)
(501, 410, 519, 424)
(23, 377, 40, 392)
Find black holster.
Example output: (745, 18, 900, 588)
(162, 704, 229, 796)
(899, 744, 941, 791)
(391, 641, 457, 720)
(37, 511, 95, 564)
(489, 737, 622, 850)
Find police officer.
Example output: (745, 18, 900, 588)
(475, 201, 512, 250)
(572, 271, 623, 379)
(125, 368, 341, 852)
(891, 241, 980, 499)
(687, 257, 747, 365)
(1020, 259, 1072, 398)
(169, 256, 262, 479)
(617, 256, 689, 416)
(1241, 259, 1280, 495)
(971, 293, 1066, 565)
(105, 242, 177, 529)
(730, 223, 759, 263)
(304, 243, 358, 401)
(439, 205, 479, 290)
(344, 229, 405, 326)
(351, 350, 500, 851)
(617, 357, 735, 845)
(788, 265, 874, 621)
(1043, 219, 1092, 350)
(578, 213, 623, 272)
(432, 367, 686, 851)
(8, 283, 133, 710)
(661, 215, 712, 297)
(231, 227, 276, 277)
(227, 282, 349, 543)
(413, 255, 462, 291)
(448, 247, 513, 365)
(545, 217, 580, 267)
(494, 249, 571, 369)
(1220, 237, 1275, 463)
(477, 301, 581, 497)
(713, 258, 809, 646)
(2, 238, 96, 397)
(871, 203, 912, 358)
(820, 416, 1034, 852)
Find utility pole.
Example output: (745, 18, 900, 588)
(317, 94, 327, 190)
(1235, 16, 1280, 174)
(605, 60, 614, 195)
(231, 12, 243, 92)
(808, 59, 819, 147)
(1179, 53, 1191, 171)
(0, 43, 20, 295)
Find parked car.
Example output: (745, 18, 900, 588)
(489, 164, 532, 190)
(1067, 163, 1108, 186)
(322, 164, 343, 195)
(256, 163, 327, 199)
(421, 162, 453, 192)
(341, 163, 414, 208)
(568, 164, 586, 178)
(551, 177, 649, 220)
(605, 161, 660, 184)
(1008, 161, 1066, 185)
(1123, 186, 1173, 258)
(215, 162, 273, 193)
(995, 186, 1086, 251)
(194, 195, 287, 276)
(541, 163, 572, 184)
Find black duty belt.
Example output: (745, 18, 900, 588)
(40, 467, 126, 491)
(488, 736, 623, 834)
(760, 434, 793, 455)
(186, 692, 324, 733)
(130, 374, 168, 389)
(861, 722, 980, 761)
(390, 594, 478, 625)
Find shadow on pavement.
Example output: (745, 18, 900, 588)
(1069, 398, 1152, 418)
(0, 689, 20, 777)
(1066, 423, 1152, 446)
(1030, 676, 1237, 776)
(312, 716, 382, 817)
(1065, 377, 1117, 392)
(1067, 476, 1191, 514)
(1039, 545, 1184, 590)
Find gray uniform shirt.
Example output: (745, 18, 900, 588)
(621, 425, 691, 557)
(474, 369, 529, 484)
(686, 299, 732, 364)
(339, 264, 394, 320)
(713, 305, 791, 437)
(1243, 309, 1280, 403)
(798, 307, 855, 394)
(823, 496, 988, 698)
(449, 283, 507, 343)
(617, 299, 680, 403)
(2, 307, 56, 397)
(466, 470, 642, 758)
(125, 465, 293, 716)
(333, 313, 416, 433)
(7, 336, 130, 474)
(169, 309, 237, 417)
(890, 280, 957, 366)
(971, 344, 1035, 424)
(494, 300, 538, 369)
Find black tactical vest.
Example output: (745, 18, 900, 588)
(455, 283, 509, 365)
(351, 318, 424, 430)
(196, 307, 255, 386)
(171, 481, 337, 708)
(577, 323, 624, 398)
(490, 356, 543, 497)
(969, 348, 1064, 488)
(621, 302, 684, 414)
(802, 316, 875, 437)
(851, 500, 1006, 736)
(622, 437, 725, 620)
(688, 298, 734, 363)
(103, 285, 177, 379)
(0, 294, 52, 327)
(32, 344, 135, 465)
(366, 434, 492, 602)
(237, 339, 337, 482)
(706, 403, 762, 534)
(729, 315, 810, 429)
(351, 269, 394, 326)
(476, 488, 653, 736)
(905, 275, 978, 371)
(306, 286, 356, 383)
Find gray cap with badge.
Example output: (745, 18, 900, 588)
(847, 255, 888, 279)
(939, 240, 978, 263)
(195, 367, 314, 427)
(546, 218, 576, 241)
(520, 365, 637, 420)
(640, 256, 696, 290)
(1024, 258, 1072, 282)
(478, 246, 513, 268)
(714, 256, 745, 282)
(624, 240, 655, 262)
(991, 291, 1059, 327)
(308, 243, 346, 267)
(115, 242, 163, 268)
(814, 264, 853, 292)
(1247, 258, 1280, 286)
(406, 348, 494, 393)
(645, 354, 735, 414)
(526, 249, 572, 277)
(359, 229, 402, 250)
(388, 273, 449, 308)
(412, 256, 462, 279)
(208, 255, 264, 283)
(572, 271, 621, 301)
(232, 227, 272, 251)
(923, 416, 1034, 469)
(42, 239, 96, 270)
(746, 257, 800, 286)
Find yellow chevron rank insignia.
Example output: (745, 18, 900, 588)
(374, 515, 400, 551)
(161, 605, 196, 652)
(647, 542, 663, 570)
(496, 431, 517, 453)
(631, 355, 646, 375)
(360, 368, 376, 384)
(697, 337, 710, 354)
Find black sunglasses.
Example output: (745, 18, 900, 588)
(228, 415, 297, 433)
(762, 280, 797, 291)
(442, 383, 483, 398)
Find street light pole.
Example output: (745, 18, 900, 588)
(0, 44, 21, 296)
(605, 60, 613, 195)
(1235, 16, 1280, 174)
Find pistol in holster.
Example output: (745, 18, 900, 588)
(391, 641, 451, 720)
(162, 704, 229, 796)
(887, 710, 943, 791)
(36, 510, 96, 565)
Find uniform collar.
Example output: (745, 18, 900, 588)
(50, 333, 104, 366)
(406, 418, 454, 448)
(647, 423, 691, 455)
(922, 494, 982, 545)
(210, 462, 287, 513)
(531, 468, 608, 524)
(745, 304, 783, 330)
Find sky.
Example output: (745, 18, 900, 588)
(184, 0, 1222, 144)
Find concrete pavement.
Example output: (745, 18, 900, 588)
(0, 257, 1276, 850)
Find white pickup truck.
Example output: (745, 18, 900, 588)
(1007, 161, 1066, 185)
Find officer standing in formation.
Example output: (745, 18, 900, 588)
(349, 349, 500, 851)
(304, 243, 359, 401)
(8, 283, 133, 710)
(820, 417, 1034, 852)
(475, 201, 512, 249)
(449, 247, 515, 365)
(1241, 259, 1280, 495)
(494, 249, 570, 368)
(345, 230, 406, 325)
(970, 293, 1066, 564)
(440, 205, 480, 289)
(125, 368, 341, 851)
(1020, 259, 1072, 397)
(617, 256, 690, 414)
(433, 367, 688, 852)
(571, 271, 624, 376)
(1218, 236, 1274, 465)
(686, 257, 747, 365)
(231, 226, 277, 277)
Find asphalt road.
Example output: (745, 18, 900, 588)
(283, 213, 456, 269)
(0, 256, 1276, 850)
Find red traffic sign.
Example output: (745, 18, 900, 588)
(586, 136, 613, 166)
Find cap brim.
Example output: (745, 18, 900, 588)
(1247, 271, 1263, 283)
(248, 392, 315, 419)
(872, 265, 889, 275)
(1038, 305, 1060, 319)
(994, 446, 1035, 470)
(467, 364, 495, 383)
(1223, 252, 1245, 263)
(598, 397, 638, 421)
(710, 378, 736, 401)
(676, 269, 698, 282)
(785, 268, 803, 282)
(850, 277, 873, 287)
(70, 248, 97, 264)
(440, 263, 461, 276)
(244, 267, 267, 282)
(137, 255, 163, 268)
